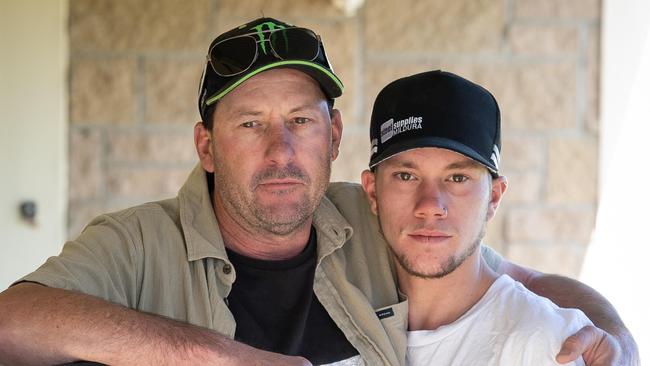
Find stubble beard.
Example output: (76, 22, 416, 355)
(213, 149, 332, 236)
(382, 210, 489, 280)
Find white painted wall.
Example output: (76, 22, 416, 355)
(0, 0, 68, 290)
(581, 0, 650, 361)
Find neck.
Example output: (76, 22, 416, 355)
(212, 198, 313, 261)
(399, 249, 498, 331)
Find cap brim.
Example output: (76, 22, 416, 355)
(205, 60, 344, 105)
(369, 136, 498, 175)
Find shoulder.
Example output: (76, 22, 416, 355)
(325, 182, 380, 241)
(487, 275, 591, 364)
(326, 182, 374, 222)
(75, 197, 183, 259)
(92, 197, 180, 233)
(492, 275, 592, 328)
(326, 182, 367, 205)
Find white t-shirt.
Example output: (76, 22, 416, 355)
(406, 275, 592, 366)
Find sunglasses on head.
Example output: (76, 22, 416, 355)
(206, 27, 322, 77)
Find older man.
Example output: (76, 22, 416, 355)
(0, 17, 636, 366)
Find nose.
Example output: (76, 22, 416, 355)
(265, 121, 295, 166)
(414, 181, 448, 219)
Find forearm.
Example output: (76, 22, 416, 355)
(0, 283, 308, 366)
(498, 262, 639, 365)
(0, 283, 222, 365)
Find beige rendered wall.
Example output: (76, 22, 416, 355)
(67, 0, 601, 278)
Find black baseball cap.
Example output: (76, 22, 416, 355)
(198, 17, 344, 121)
(369, 70, 501, 176)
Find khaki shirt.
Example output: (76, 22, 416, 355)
(20, 164, 501, 366)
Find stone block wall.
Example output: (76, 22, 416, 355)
(68, 0, 600, 278)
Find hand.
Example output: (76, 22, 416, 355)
(556, 325, 622, 365)
(236, 353, 311, 366)
(284, 356, 312, 366)
(263, 354, 313, 366)
(209, 346, 313, 366)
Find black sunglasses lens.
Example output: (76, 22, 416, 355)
(270, 28, 320, 60)
(210, 36, 257, 76)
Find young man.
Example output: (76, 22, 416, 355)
(361, 70, 593, 365)
(0, 17, 636, 366)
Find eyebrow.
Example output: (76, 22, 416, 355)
(445, 159, 484, 171)
(227, 102, 323, 119)
(289, 103, 323, 114)
(385, 156, 484, 171)
(387, 160, 418, 169)
(231, 110, 263, 118)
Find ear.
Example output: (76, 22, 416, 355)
(486, 175, 507, 221)
(361, 169, 379, 215)
(329, 109, 343, 161)
(194, 122, 215, 173)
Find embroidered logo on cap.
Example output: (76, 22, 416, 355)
(249, 21, 286, 55)
(380, 116, 423, 144)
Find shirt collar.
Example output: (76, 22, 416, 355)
(179, 164, 228, 261)
(312, 191, 354, 263)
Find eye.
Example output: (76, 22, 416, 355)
(292, 117, 311, 125)
(394, 172, 415, 181)
(449, 174, 468, 183)
(240, 121, 258, 128)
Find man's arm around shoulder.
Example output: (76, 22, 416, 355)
(0, 283, 310, 366)
(498, 259, 639, 366)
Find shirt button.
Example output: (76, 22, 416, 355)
(222, 264, 232, 274)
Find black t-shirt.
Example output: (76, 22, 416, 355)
(226, 227, 359, 364)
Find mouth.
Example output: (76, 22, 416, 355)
(252, 164, 308, 189)
(256, 179, 305, 192)
(407, 230, 452, 243)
